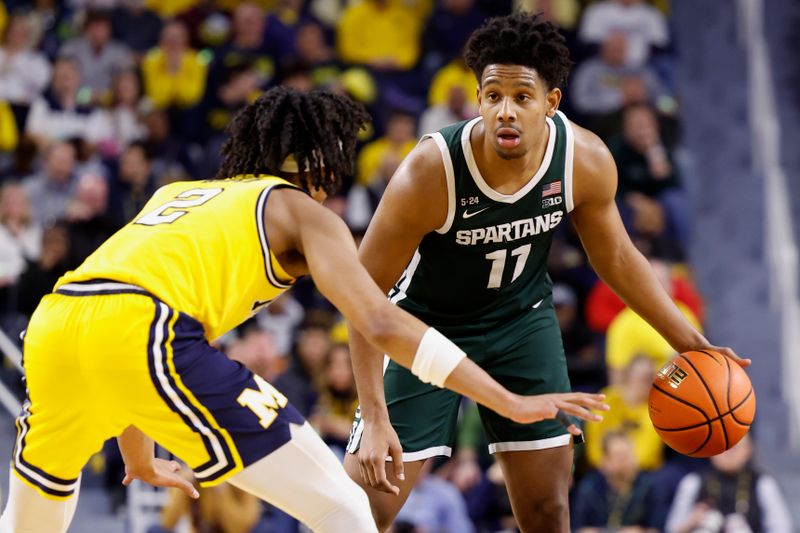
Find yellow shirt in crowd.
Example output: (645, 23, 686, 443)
(141, 49, 209, 110)
(428, 61, 479, 107)
(606, 302, 701, 372)
(356, 138, 417, 186)
(585, 385, 664, 470)
(337, 0, 428, 71)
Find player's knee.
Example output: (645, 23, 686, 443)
(517, 493, 569, 533)
(313, 481, 377, 533)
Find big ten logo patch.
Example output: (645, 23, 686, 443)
(657, 362, 688, 389)
(542, 196, 563, 209)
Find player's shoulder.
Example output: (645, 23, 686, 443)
(563, 117, 617, 206)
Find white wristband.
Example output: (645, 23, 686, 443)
(411, 328, 467, 387)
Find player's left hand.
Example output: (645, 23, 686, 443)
(705, 345, 751, 368)
(122, 458, 199, 499)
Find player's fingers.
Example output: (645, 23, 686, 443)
(389, 445, 405, 482)
(169, 460, 181, 473)
(717, 347, 751, 368)
(562, 393, 609, 412)
(121, 474, 133, 486)
(557, 402, 603, 422)
(566, 424, 583, 436)
(371, 456, 399, 495)
(169, 475, 199, 499)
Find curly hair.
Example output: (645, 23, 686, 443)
(464, 12, 572, 90)
(215, 87, 371, 195)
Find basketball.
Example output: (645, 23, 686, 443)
(648, 350, 756, 457)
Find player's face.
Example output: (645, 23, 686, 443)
(477, 64, 561, 160)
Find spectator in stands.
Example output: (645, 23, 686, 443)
(578, 0, 669, 68)
(0, 183, 41, 286)
(227, 327, 284, 382)
(552, 283, 605, 392)
(255, 293, 305, 357)
(0, 15, 52, 126)
(515, 0, 580, 32)
(142, 108, 196, 181)
(295, 20, 336, 70)
(63, 172, 115, 268)
(611, 104, 688, 256)
(396, 459, 476, 533)
(22, 140, 77, 226)
(586, 356, 663, 470)
(141, 20, 208, 111)
(665, 435, 793, 533)
(605, 259, 702, 383)
(310, 343, 359, 454)
(107, 141, 156, 228)
(209, 2, 274, 94)
(110, 0, 163, 58)
(418, 84, 477, 136)
(92, 70, 146, 157)
(59, 9, 134, 98)
(356, 111, 417, 187)
(273, 316, 334, 417)
(423, 0, 487, 68)
(0, 102, 18, 154)
(337, 0, 426, 72)
(586, 263, 704, 333)
(15, 223, 70, 317)
(201, 63, 259, 144)
(156, 478, 260, 533)
(572, 431, 662, 532)
(428, 58, 479, 109)
(25, 56, 101, 147)
(571, 31, 671, 129)
(347, 111, 417, 230)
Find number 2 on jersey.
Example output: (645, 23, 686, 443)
(485, 244, 531, 289)
(136, 188, 223, 226)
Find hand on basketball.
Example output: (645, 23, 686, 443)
(705, 345, 751, 368)
(357, 419, 406, 495)
(122, 457, 199, 499)
(509, 392, 609, 434)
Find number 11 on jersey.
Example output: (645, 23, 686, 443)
(485, 244, 531, 289)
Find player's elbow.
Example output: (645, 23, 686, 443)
(358, 306, 402, 353)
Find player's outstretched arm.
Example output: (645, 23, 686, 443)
(117, 426, 199, 499)
(568, 123, 750, 368)
(268, 188, 608, 424)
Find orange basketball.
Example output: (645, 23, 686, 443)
(648, 350, 756, 457)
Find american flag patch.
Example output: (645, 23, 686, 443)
(542, 181, 562, 197)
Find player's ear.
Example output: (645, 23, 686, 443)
(545, 87, 561, 117)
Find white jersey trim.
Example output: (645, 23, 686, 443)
(392, 446, 452, 462)
(420, 132, 456, 234)
(557, 111, 576, 213)
(488, 433, 572, 454)
(388, 249, 421, 305)
(461, 116, 556, 204)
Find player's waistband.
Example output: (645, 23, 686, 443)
(54, 279, 153, 297)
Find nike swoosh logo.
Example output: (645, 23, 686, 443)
(532, 299, 544, 309)
(462, 207, 490, 219)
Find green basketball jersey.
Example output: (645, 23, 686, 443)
(391, 111, 575, 333)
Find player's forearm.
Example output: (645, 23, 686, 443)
(594, 243, 706, 352)
(442, 358, 518, 419)
(348, 325, 391, 422)
(118, 425, 155, 472)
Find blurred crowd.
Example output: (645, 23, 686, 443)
(0, 0, 793, 532)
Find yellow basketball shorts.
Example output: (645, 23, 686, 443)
(13, 280, 304, 499)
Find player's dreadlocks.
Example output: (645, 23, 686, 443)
(215, 87, 370, 194)
(464, 12, 572, 90)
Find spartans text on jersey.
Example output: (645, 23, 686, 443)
(454, 210, 564, 246)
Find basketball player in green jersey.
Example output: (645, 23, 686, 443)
(344, 13, 750, 532)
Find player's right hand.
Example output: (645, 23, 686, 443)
(122, 457, 199, 499)
(357, 419, 405, 495)
(507, 392, 609, 434)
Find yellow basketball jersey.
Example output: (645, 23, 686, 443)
(56, 176, 298, 341)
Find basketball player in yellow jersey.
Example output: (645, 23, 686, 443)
(0, 87, 607, 533)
